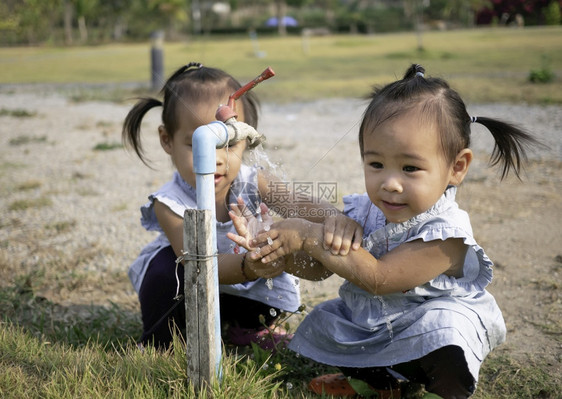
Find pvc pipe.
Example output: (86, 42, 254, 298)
(192, 120, 229, 378)
(193, 121, 229, 177)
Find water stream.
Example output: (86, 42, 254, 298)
(375, 295, 394, 341)
(246, 144, 288, 291)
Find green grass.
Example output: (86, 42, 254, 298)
(92, 142, 124, 151)
(1, 270, 559, 398)
(0, 323, 286, 399)
(476, 354, 561, 399)
(16, 180, 42, 191)
(8, 135, 47, 146)
(0, 108, 37, 117)
(0, 26, 561, 104)
(7, 196, 52, 211)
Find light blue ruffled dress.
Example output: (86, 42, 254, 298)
(128, 164, 301, 313)
(288, 186, 506, 382)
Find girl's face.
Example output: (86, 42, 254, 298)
(362, 110, 468, 223)
(159, 98, 247, 206)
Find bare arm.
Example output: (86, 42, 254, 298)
(257, 170, 362, 254)
(251, 218, 467, 295)
(303, 235, 467, 295)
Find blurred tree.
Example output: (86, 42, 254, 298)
(95, 0, 133, 41)
(544, 0, 561, 24)
(127, 0, 187, 39)
(275, 0, 288, 35)
(425, 0, 491, 27)
(476, 0, 561, 25)
(6, 0, 62, 44)
(271, 0, 305, 35)
(0, 0, 559, 44)
(75, 0, 99, 42)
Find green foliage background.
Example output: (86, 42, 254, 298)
(1, 0, 561, 45)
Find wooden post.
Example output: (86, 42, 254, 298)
(184, 209, 220, 391)
(150, 30, 164, 91)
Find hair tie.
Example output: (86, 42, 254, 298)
(416, 71, 424, 78)
(185, 62, 203, 71)
(470, 116, 478, 123)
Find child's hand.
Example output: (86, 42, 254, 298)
(244, 254, 285, 279)
(249, 218, 322, 263)
(323, 214, 363, 255)
(227, 197, 272, 251)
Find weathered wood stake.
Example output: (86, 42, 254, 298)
(183, 209, 220, 391)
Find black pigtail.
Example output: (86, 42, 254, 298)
(122, 97, 162, 167)
(474, 117, 540, 180)
(403, 64, 426, 80)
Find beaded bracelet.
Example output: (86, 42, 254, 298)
(240, 253, 256, 281)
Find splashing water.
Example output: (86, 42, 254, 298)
(265, 278, 274, 290)
(247, 145, 289, 293)
(247, 203, 272, 238)
(362, 232, 395, 341)
(247, 143, 288, 182)
(255, 204, 263, 223)
(247, 209, 274, 291)
(375, 295, 394, 341)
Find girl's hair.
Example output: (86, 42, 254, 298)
(359, 64, 538, 179)
(122, 62, 260, 166)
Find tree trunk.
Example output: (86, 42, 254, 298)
(78, 15, 88, 43)
(276, 0, 287, 36)
(64, 0, 73, 45)
(113, 18, 126, 41)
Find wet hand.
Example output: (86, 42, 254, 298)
(244, 253, 285, 279)
(323, 214, 363, 255)
(227, 197, 272, 251)
(249, 219, 318, 263)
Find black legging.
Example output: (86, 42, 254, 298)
(138, 246, 279, 349)
(340, 346, 475, 399)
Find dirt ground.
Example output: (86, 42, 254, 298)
(0, 89, 560, 385)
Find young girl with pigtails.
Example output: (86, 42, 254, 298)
(122, 62, 361, 350)
(229, 64, 540, 398)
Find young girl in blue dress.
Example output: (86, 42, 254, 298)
(230, 64, 538, 398)
(122, 62, 361, 350)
